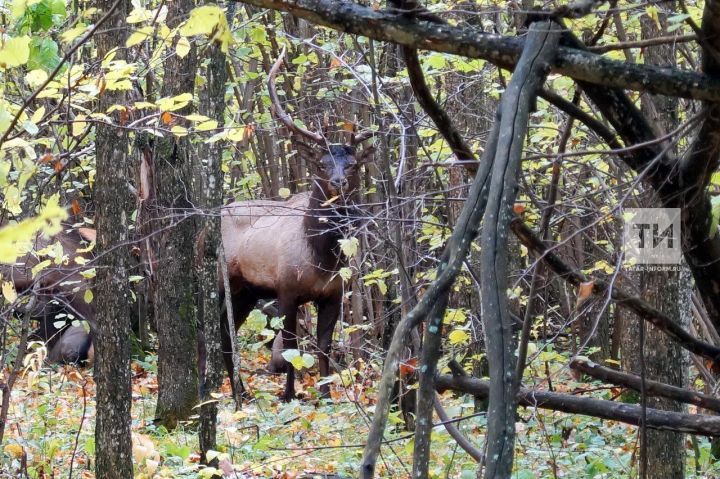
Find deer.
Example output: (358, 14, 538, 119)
(219, 48, 373, 401)
(1, 225, 96, 364)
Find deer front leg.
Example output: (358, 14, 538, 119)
(316, 296, 341, 398)
(278, 298, 299, 402)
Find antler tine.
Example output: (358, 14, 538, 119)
(351, 128, 375, 145)
(268, 46, 324, 145)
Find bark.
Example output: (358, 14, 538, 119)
(571, 358, 720, 412)
(196, 36, 228, 457)
(479, 21, 559, 479)
(635, 10, 686, 476)
(93, 0, 133, 475)
(436, 374, 720, 437)
(153, 0, 200, 429)
(232, 0, 720, 101)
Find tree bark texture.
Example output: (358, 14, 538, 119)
(479, 21, 559, 479)
(635, 9, 687, 476)
(153, 0, 200, 428)
(93, 0, 134, 475)
(233, 0, 720, 101)
(196, 38, 228, 457)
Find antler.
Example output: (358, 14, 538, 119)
(268, 47, 324, 145)
(351, 128, 375, 145)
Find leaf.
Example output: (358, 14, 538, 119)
(2, 281, 17, 303)
(244, 308, 266, 332)
(160, 111, 174, 125)
(72, 114, 87, 137)
(278, 187, 291, 199)
(61, 23, 88, 43)
(25, 69, 48, 88)
(0, 36, 31, 68)
(27, 37, 60, 71)
(448, 329, 470, 345)
(176, 36, 191, 58)
(338, 237, 359, 258)
(338, 267, 352, 282)
(83, 289, 93, 304)
(179, 5, 232, 53)
(170, 125, 188, 137)
(195, 119, 218, 131)
(126, 26, 153, 48)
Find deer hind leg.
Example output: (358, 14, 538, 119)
(278, 297, 299, 402)
(219, 292, 256, 401)
(316, 295, 342, 398)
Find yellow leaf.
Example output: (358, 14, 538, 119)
(3, 443, 23, 459)
(11, 0, 40, 18)
(25, 69, 48, 88)
(2, 281, 17, 303)
(171, 125, 188, 137)
(156, 92, 193, 112)
(278, 187, 291, 199)
(30, 106, 45, 124)
(126, 26, 154, 48)
(195, 119, 218, 131)
(338, 237, 359, 258)
(176, 36, 191, 58)
(0, 36, 31, 69)
(179, 5, 232, 53)
(61, 24, 88, 43)
(84, 289, 93, 304)
(448, 329, 470, 345)
(72, 114, 87, 137)
(338, 267, 352, 282)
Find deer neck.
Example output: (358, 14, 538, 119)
(304, 182, 354, 271)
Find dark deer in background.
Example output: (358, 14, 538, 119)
(219, 49, 374, 401)
(1, 226, 96, 364)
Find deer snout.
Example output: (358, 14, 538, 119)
(330, 177, 349, 189)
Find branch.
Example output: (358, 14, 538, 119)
(480, 22, 560, 479)
(402, 47, 478, 171)
(436, 374, 720, 437)
(510, 218, 720, 362)
(233, 0, 720, 101)
(570, 357, 720, 413)
(359, 78, 501, 479)
(0, 0, 124, 148)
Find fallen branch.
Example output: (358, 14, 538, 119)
(436, 374, 720, 437)
(570, 357, 720, 413)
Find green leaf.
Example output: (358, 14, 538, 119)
(27, 37, 60, 71)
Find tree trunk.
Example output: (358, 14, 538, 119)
(196, 32, 229, 458)
(153, 0, 200, 428)
(94, 0, 133, 475)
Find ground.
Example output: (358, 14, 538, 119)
(2, 343, 720, 478)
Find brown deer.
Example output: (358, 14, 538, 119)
(219, 49, 373, 401)
(1, 226, 96, 364)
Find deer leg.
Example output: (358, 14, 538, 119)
(278, 298, 299, 402)
(219, 292, 255, 400)
(316, 295, 341, 398)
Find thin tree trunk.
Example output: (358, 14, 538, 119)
(94, 0, 133, 475)
(153, 0, 200, 428)
(196, 28, 229, 458)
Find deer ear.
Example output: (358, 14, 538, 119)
(357, 146, 376, 164)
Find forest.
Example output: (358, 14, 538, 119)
(2, 0, 720, 477)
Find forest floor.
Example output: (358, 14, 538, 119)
(2, 345, 720, 478)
